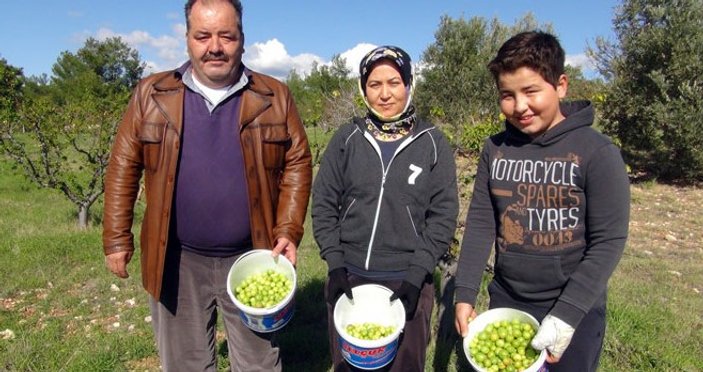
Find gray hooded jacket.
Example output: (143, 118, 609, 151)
(312, 117, 458, 288)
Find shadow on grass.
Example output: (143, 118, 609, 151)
(432, 270, 473, 372)
(214, 277, 330, 371)
(279, 276, 330, 370)
(433, 335, 472, 372)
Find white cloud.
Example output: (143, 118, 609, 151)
(566, 53, 594, 71)
(91, 26, 187, 75)
(173, 23, 187, 36)
(244, 41, 380, 80)
(84, 26, 380, 81)
(243, 38, 323, 80)
(337, 43, 377, 76)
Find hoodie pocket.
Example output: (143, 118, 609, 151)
(139, 121, 166, 171)
(495, 251, 568, 302)
(400, 193, 425, 238)
(341, 198, 356, 222)
(405, 205, 420, 237)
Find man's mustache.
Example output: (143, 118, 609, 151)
(202, 53, 228, 62)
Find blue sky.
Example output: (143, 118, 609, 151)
(0, 1, 619, 80)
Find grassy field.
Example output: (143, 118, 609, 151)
(1, 152, 702, 371)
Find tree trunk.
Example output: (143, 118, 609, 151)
(78, 204, 89, 229)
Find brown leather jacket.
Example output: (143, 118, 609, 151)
(102, 67, 312, 299)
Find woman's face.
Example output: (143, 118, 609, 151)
(364, 60, 408, 118)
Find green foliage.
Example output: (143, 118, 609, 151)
(287, 55, 356, 129)
(564, 65, 606, 102)
(286, 69, 322, 127)
(0, 58, 24, 125)
(50, 37, 144, 104)
(1, 94, 125, 226)
(416, 16, 504, 128)
(287, 55, 359, 164)
(445, 120, 503, 156)
(0, 37, 144, 228)
(589, 0, 703, 182)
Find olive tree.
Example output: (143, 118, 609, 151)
(0, 58, 24, 129)
(589, 0, 703, 182)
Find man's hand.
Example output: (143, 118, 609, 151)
(531, 314, 576, 363)
(272, 237, 297, 266)
(454, 302, 478, 337)
(105, 251, 133, 279)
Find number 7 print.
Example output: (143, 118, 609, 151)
(408, 164, 423, 185)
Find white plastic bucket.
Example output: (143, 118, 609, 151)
(226, 250, 296, 333)
(333, 284, 406, 370)
(463, 307, 547, 372)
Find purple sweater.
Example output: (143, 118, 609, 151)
(172, 88, 251, 256)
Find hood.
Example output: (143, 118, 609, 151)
(505, 100, 594, 146)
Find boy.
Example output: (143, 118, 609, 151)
(454, 31, 630, 371)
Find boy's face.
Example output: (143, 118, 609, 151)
(497, 67, 567, 138)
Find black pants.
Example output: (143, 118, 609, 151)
(488, 281, 606, 372)
(325, 273, 435, 372)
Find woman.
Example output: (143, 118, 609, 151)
(312, 45, 459, 371)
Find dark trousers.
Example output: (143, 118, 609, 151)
(488, 281, 606, 372)
(149, 248, 281, 372)
(325, 273, 435, 372)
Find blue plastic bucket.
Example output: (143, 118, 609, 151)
(333, 284, 406, 370)
(226, 250, 296, 333)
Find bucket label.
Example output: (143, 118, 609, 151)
(339, 336, 399, 369)
(239, 301, 294, 333)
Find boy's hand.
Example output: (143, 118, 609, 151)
(454, 302, 478, 337)
(531, 314, 575, 363)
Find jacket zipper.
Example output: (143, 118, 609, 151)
(361, 127, 434, 270)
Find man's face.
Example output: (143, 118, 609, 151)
(186, 0, 244, 88)
(498, 66, 567, 138)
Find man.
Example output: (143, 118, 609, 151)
(102, 0, 312, 370)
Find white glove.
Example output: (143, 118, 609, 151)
(531, 314, 576, 359)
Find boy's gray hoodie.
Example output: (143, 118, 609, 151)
(455, 101, 630, 328)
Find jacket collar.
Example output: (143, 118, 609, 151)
(240, 68, 274, 128)
(149, 61, 277, 131)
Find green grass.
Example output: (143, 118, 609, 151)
(1, 155, 702, 371)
